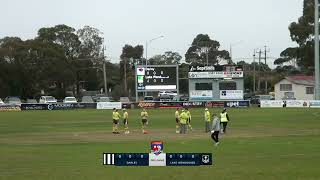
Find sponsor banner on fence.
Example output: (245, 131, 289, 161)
(135, 102, 158, 109)
(220, 90, 243, 100)
(205, 101, 225, 108)
(97, 102, 122, 110)
(159, 102, 181, 109)
(260, 100, 283, 108)
(0, 105, 21, 112)
(309, 100, 320, 108)
(284, 100, 309, 108)
(188, 71, 243, 79)
(21, 103, 97, 110)
(21, 104, 48, 110)
(181, 102, 205, 108)
(190, 90, 212, 100)
(224, 101, 250, 108)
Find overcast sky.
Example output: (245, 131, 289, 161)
(1, 0, 303, 67)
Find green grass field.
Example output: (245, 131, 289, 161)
(0, 108, 320, 180)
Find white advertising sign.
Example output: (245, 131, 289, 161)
(309, 100, 320, 108)
(188, 71, 243, 79)
(97, 102, 122, 110)
(285, 100, 309, 107)
(260, 100, 283, 108)
(190, 90, 212, 99)
(148, 153, 166, 166)
(145, 85, 177, 90)
(220, 90, 243, 100)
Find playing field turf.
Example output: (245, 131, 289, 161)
(0, 108, 320, 180)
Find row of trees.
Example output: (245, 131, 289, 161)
(0, 25, 232, 99)
(0, 25, 107, 98)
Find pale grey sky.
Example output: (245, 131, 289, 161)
(1, 0, 303, 67)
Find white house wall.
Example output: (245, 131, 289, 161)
(275, 79, 314, 100)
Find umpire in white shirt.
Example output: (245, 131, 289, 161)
(210, 113, 221, 146)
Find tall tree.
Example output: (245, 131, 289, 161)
(274, 0, 316, 73)
(0, 37, 73, 98)
(149, 51, 182, 65)
(37, 24, 81, 60)
(185, 34, 230, 65)
(120, 44, 144, 95)
(77, 26, 104, 59)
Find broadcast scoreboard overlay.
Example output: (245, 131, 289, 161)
(136, 65, 178, 91)
(102, 141, 213, 167)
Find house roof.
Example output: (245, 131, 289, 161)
(284, 75, 314, 86)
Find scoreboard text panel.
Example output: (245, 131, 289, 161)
(103, 153, 213, 167)
(136, 66, 178, 91)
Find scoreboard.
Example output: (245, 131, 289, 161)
(102, 141, 213, 167)
(136, 65, 178, 91)
(103, 153, 213, 167)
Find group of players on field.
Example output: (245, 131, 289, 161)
(111, 107, 230, 146)
(112, 108, 149, 134)
(175, 107, 230, 145)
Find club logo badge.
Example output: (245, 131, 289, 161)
(151, 141, 163, 156)
(202, 155, 210, 164)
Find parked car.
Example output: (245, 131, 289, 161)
(143, 96, 154, 102)
(120, 96, 131, 108)
(120, 97, 130, 103)
(26, 99, 38, 103)
(97, 97, 110, 102)
(159, 94, 171, 102)
(250, 95, 274, 105)
(158, 91, 178, 97)
(0, 98, 4, 105)
(243, 93, 254, 100)
(282, 92, 296, 100)
(172, 95, 189, 102)
(81, 96, 94, 103)
(63, 97, 78, 103)
(259, 95, 275, 101)
(39, 96, 57, 104)
(4, 96, 22, 105)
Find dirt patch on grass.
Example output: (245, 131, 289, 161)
(0, 127, 319, 145)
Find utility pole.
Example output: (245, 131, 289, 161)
(206, 48, 209, 66)
(258, 49, 262, 93)
(264, 46, 268, 94)
(145, 41, 148, 66)
(315, 0, 320, 100)
(102, 46, 108, 96)
(230, 44, 232, 64)
(124, 58, 127, 95)
(253, 50, 256, 94)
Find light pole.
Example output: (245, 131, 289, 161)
(253, 50, 256, 94)
(102, 46, 108, 96)
(229, 40, 243, 64)
(145, 36, 164, 65)
(72, 55, 108, 96)
(315, 0, 320, 100)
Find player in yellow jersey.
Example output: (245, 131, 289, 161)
(185, 108, 193, 131)
(175, 108, 180, 133)
(122, 108, 129, 134)
(112, 108, 121, 134)
(179, 109, 188, 134)
(140, 108, 149, 134)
